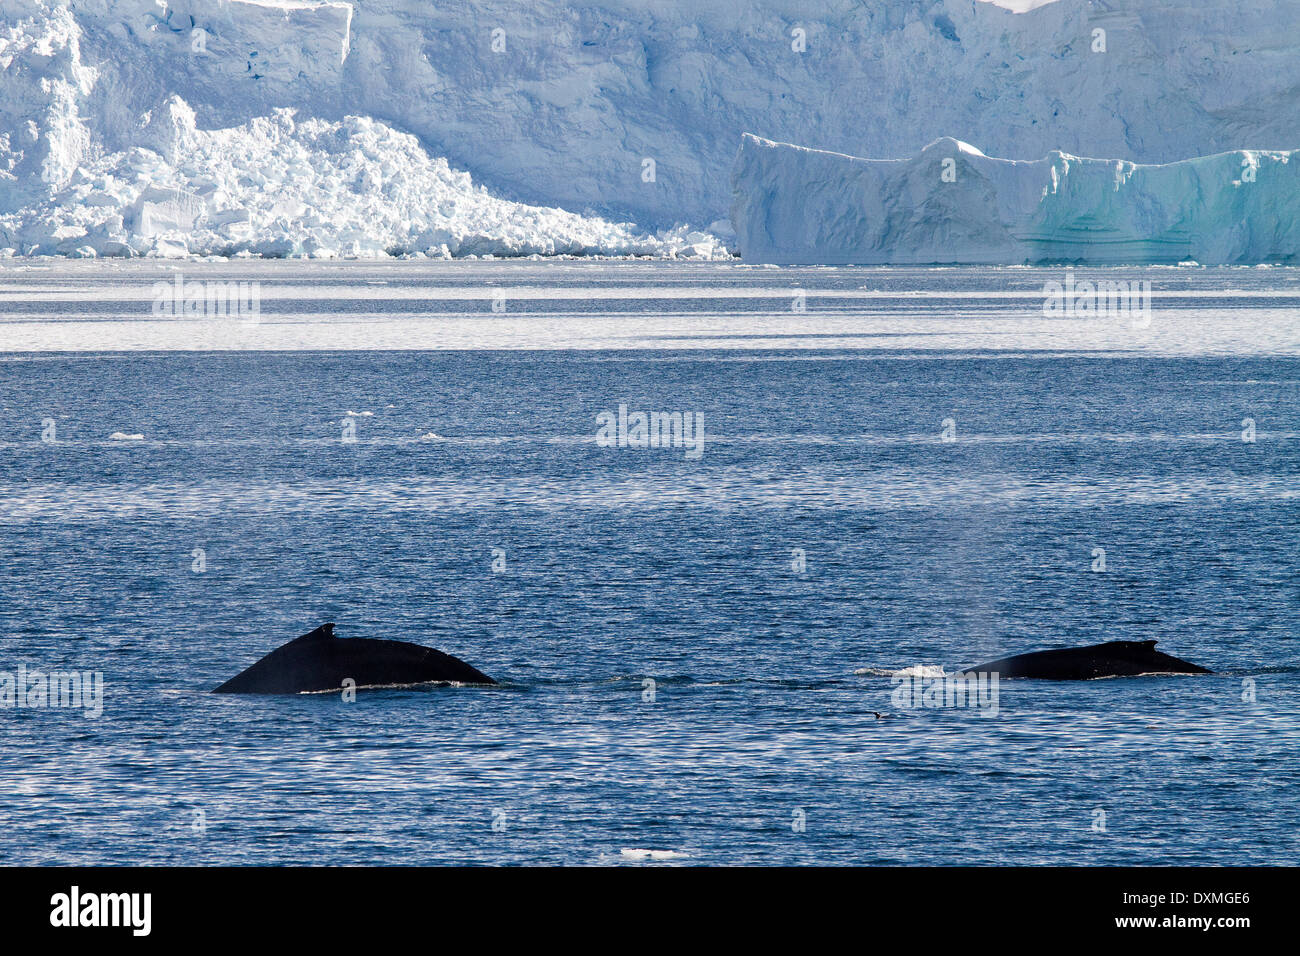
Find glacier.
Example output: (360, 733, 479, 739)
(315, 0, 1300, 228)
(732, 134, 1300, 265)
(0, 0, 727, 258)
(2, 0, 1299, 259)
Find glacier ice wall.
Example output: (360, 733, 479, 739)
(337, 0, 1300, 227)
(3, 0, 1299, 256)
(6, 0, 1300, 233)
(731, 133, 1300, 265)
(0, 1, 724, 257)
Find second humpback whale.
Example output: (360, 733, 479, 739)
(958, 639, 1211, 680)
(213, 623, 496, 694)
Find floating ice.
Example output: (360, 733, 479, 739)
(731, 135, 1300, 265)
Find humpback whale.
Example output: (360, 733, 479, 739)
(213, 623, 496, 694)
(959, 640, 1211, 680)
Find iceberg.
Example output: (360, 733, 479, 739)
(730, 134, 1300, 265)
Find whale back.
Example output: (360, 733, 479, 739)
(213, 623, 496, 693)
(961, 639, 1211, 680)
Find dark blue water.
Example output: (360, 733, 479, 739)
(1, 268, 1298, 864)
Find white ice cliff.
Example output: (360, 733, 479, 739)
(731, 134, 1300, 265)
(322, 0, 1300, 229)
(1, 0, 1298, 258)
(0, 0, 724, 257)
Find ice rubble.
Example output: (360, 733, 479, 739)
(730, 134, 1300, 265)
(0, 0, 724, 258)
(0, 96, 724, 259)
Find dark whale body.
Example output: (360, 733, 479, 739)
(959, 640, 1211, 680)
(213, 623, 496, 694)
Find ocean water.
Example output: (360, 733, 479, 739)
(0, 260, 1297, 865)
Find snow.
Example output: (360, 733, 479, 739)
(731, 134, 1300, 265)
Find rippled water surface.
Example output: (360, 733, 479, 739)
(0, 261, 1297, 865)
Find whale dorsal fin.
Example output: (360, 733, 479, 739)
(292, 623, 335, 643)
